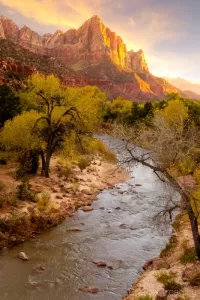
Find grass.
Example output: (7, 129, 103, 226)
(135, 295, 154, 300)
(155, 271, 182, 293)
(36, 191, 51, 211)
(160, 234, 177, 258)
(180, 240, 198, 264)
(156, 271, 175, 284)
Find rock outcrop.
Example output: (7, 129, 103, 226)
(0, 15, 148, 72)
(0, 15, 180, 102)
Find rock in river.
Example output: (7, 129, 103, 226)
(79, 286, 99, 293)
(81, 206, 94, 212)
(18, 252, 29, 261)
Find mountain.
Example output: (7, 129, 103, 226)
(0, 15, 180, 102)
(164, 77, 200, 99)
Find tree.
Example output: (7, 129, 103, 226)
(0, 84, 21, 127)
(117, 100, 200, 259)
(2, 74, 105, 177)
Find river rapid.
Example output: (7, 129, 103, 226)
(0, 135, 176, 300)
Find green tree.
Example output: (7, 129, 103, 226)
(1, 74, 105, 177)
(0, 84, 21, 127)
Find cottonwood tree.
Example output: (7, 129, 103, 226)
(116, 99, 200, 259)
(1, 74, 106, 177)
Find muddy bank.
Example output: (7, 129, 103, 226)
(0, 156, 128, 250)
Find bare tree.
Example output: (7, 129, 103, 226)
(112, 109, 200, 259)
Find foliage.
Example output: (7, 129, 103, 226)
(77, 157, 91, 171)
(156, 271, 176, 285)
(1, 74, 105, 177)
(194, 168, 200, 185)
(16, 178, 36, 202)
(135, 295, 153, 300)
(36, 191, 51, 211)
(180, 241, 198, 263)
(160, 235, 177, 258)
(156, 271, 182, 292)
(0, 84, 21, 127)
(57, 163, 74, 178)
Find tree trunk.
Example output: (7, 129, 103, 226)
(185, 198, 200, 260)
(40, 151, 46, 176)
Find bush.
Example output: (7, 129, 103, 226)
(58, 163, 74, 178)
(16, 178, 36, 201)
(78, 157, 91, 171)
(18, 150, 39, 175)
(160, 235, 177, 257)
(194, 168, 200, 185)
(156, 271, 182, 293)
(37, 191, 51, 211)
(135, 295, 153, 300)
(180, 241, 198, 264)
(156, 271, 175, 285)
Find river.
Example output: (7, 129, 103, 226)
(0, 135, 177, 300)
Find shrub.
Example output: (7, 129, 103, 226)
(156, 271, 182, 293)
(16, 178, 36, 201)
(189, 273, 200, 286)
(156, 271, 175, 285)
(78, 157, 91, 171)
(37, 191, 51, 211)
(58, 163, 74, 178)
(194, 168, 200, 185)
(164, 280, 182, 292)
(135, 295, 154, 300)
(180, 241, 197, 264)
(18, 150, 39, 175)
(160, 235, 177, 257)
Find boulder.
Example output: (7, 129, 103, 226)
(0, 231, 7, 239)
(79, 286, 99, 293)
(182, 263, 200, 285)
(143, 258, 154, 270)
(92, 261, 107, 267)
(81, 189, 93, 195)
(156, 289, 167, 300)
(152, 258, 170, 270)
(18, 252, 29, 261)
(81, 206, 94, 212)
(68, 228, 82, 232)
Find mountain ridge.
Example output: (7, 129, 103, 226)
(0, 15, 186, 102)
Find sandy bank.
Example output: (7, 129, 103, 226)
(0, 156, 129, 250)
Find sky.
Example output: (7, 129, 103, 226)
(0, 0, 200, 82)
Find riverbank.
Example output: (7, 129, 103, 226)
(0, 155, 128, 250)
(123, 215, 200, 300)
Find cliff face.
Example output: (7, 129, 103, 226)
(0, 15, 179, 102)
(0, 15, 148, 72)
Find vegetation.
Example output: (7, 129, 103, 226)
(135, 295, 153, 300)
(155, 271, 182, 292)
(1, 74, 105, 177)
(0, 84, 21, 127)
(180, 240, 198, 264)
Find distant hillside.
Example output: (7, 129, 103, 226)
(164, 77, 200, 99)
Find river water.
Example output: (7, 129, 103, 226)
(0, 135, 177, 300)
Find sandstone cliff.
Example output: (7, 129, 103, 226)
(0, 15, 180, 102)
(0, 15, 148, 72)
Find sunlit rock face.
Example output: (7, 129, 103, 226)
(0, 15, 180, 102)
(0, 15, 148, 72)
